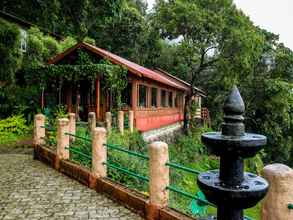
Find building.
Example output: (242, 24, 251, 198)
(48, 42, 205, 132)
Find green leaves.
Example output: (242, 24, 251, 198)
(0, 18, 22, 83)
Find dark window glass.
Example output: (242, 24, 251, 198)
(175, 94, 178, 107)
(138, 85, 147, 107)
(121, 82, 132, 107)
(151, 87, 157, 107)
(176, 93, 182, 107)
(169, 92, 173, 107)
(161, 90, 166, 107)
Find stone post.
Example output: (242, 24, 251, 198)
(148, 141, 169, 219)
(57, 118, 70, 163)
(88, 112, 96, 134)
(106, 112, 112, 132)
(118, 110, 124, 134)
(92, 127, 107, 178)
(68, 113, 76, 142)
(129, 110, 134, 133)
(33, 114, 45, 146)
(261, 164, 293, 220)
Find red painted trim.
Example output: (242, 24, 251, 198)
(135, 113, 183, 132)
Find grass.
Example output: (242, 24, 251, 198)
(0, 132, 32, 146)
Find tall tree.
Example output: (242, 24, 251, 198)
(152, 0, 264, 131)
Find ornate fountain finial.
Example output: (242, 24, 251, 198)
(222, 86, 245, 136)
(198, 85, 269, 220)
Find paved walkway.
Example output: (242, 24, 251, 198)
(0, 154, 143, 220)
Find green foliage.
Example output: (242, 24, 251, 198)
(0, 85, 41, 120)
(101, 60, 128, 110)
(23, 27, 61, 69)
(0, 115, 29, 136)
(0, 18, 22, 83)
(83, 37, 96, 45)
(59, 37, 77, 51)
(106, 130, 148, 192)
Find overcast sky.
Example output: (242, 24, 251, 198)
(147, 0, 293, 50)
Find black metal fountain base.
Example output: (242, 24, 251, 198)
(197, 86, 269, 220)
(198, 170, 268, 209)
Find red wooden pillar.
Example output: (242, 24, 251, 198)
(131, 80, 138, 128)
(157, 88, 161, 108)
(66, 86, 72, 112)
(95, 78, 100, 120)
(131, 80, 138, 111)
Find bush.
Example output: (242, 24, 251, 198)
(0, 115, 29, 136)
(0, 18, 22, 83)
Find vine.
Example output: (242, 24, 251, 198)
(24, 48, 128, 110)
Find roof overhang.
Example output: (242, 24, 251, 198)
(48, 42, 205, 94)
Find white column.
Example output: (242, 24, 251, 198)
(68, 113, 76, 142)
(149, 141, 169, 208)
(57, 118, 70, 160)
(129, 110, 134, 133)
(33, 114, 45, 146)
(118, 110, 124, 134)
(261, 164, 293, 220)
(106, 112, 112, 132)
(88, 112, 96, 134)
(92, 127, 107, 178)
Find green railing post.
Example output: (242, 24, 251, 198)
(288, 204, 293, 209)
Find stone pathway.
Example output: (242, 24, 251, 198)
(0, 154, 143, 220)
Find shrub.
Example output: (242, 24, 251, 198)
(0, 115, 29, 136)
(0, 18, 22, 83)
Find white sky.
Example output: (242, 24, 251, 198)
(147, 0, 293, 50)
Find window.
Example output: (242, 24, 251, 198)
(20, 29, 27, 52)
(169, 92, 173, 107)
(151, 87, 157, 108)
(161, 90, 166, 107)
(121, 82, 132, 107)
(138, 85, 147, 107)
(175, 93, 182, 107)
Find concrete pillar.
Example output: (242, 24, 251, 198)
(106, 112, 112, 132)
(57, 118, 70, 160)
(129, 110, 134, 133)
(33, 114, 45, 146)
(88, 112, 96, 134)
(261, 164, 293, 220)
(92, 127, 107, 178)
(149, 141, 169, 208)
(118, 110, 124, 134)
(68, 113, 76, 142)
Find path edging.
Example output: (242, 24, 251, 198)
(34, 145, 195, 220)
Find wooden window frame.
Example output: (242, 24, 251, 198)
(138, 84, 148, 108)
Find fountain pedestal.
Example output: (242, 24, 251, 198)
(197, 86, 269, 220)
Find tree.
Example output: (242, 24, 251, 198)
(0, 18, 22, 84)
(152, 0, 265, 131)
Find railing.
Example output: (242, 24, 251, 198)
(35, 113, 255, 220)
(105, 143, 149, 160)
(64, 132, 91, 142)
(104, 143, 149, 188)
(41, 124, 56, 132)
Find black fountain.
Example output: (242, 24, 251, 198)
(197, 86, 269, 220)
